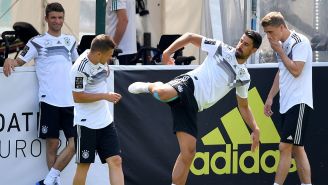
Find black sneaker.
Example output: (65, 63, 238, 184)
(35, 180, 45, 185)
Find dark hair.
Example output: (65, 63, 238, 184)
(261, 12, 287, 28)
(90, 34, 116, 52)
(244, 30, 262, 49)
(45, 2, 65, 17)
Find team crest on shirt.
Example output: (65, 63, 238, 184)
(226, 45, 234, 51)
(224, 53, 232, 61)
(90, 68, 99, 76)
(82, 150, 90, 159)
(64, 37, 71, 46)
(238, 67, 246, 76)
(285, 43, 290, 50)
(75, 77, 84, 89)
(87, 76, 94, 84)
(20, 45, 30, 57)
(235, 65, 250, 83)
(44, 40, 51, 46)
(41, 125, 48, 134)
(284, 43, 291, 54)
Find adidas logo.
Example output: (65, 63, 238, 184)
(287, 135, 293, 140)
(190, 88, 297, 175)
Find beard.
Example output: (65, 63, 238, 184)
(235, 50, 244, 59)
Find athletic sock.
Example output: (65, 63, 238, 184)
(274, 183, 280, 185)
(44, 168, 60, 184)
(49, 167, 60, 177)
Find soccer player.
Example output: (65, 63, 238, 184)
(128, 31, 262, 185)
(3, 2, 78, 185)
(106, 0, 137, 65)
(70, 34, 124, 185)
(261, 12, 313, 185)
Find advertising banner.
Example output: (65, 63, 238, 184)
(0, 67, 76, 184)
(0, 67, 112, 185)
(1, 65, 327, 185)
(114, 66, 328, 185)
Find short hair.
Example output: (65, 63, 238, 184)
(261, 11, 287, 28)
(46, 2, 65, 17)
(90, 34, 116, 53)
(244, 30, 262, 49)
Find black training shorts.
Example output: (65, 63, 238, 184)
(167, 75, 199, 138)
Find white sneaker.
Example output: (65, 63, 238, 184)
(128, 82, 150, 94)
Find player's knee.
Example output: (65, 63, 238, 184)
(153, 90, 164, 101)
(47, 139, 60, 151)
(181, 147, 196, 161)
(108, 155, 122, 167)
(279, 143, 292, 153)
(153, 86, 177, 102)
(292, 145, 304, 154)
(66, 139, 76, 154)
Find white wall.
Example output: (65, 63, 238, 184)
(137, 0, 202, 64)
(162, 0, 202, 64)
(1, 0, 80, 39)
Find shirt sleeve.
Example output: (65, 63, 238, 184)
(71, 70, 87, 92)
(110, 0, 127, 11)
(235, 82, 250, 99)
(71, 43, 79, 62)
(291, 42, 309, 63)
(201, 37, 222, 57)
(18, 40, 37, 63)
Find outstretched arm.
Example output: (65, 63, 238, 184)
(162, 32, 202, 65)
(237, 95, 260, 152)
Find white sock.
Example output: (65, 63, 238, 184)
(301, 184, 312, 185)
(45, 168, 60, 183)
(273, 183, 280, 185)
(49, 167, 60, 177)
(141, 82, 150, 93)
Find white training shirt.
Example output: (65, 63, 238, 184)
(278, 31, 313, 113)
(105, 0, 137, 55)
(70, 50, 113, 129)
(19, 32, 79, 107)
(187, 37, 250, 112)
